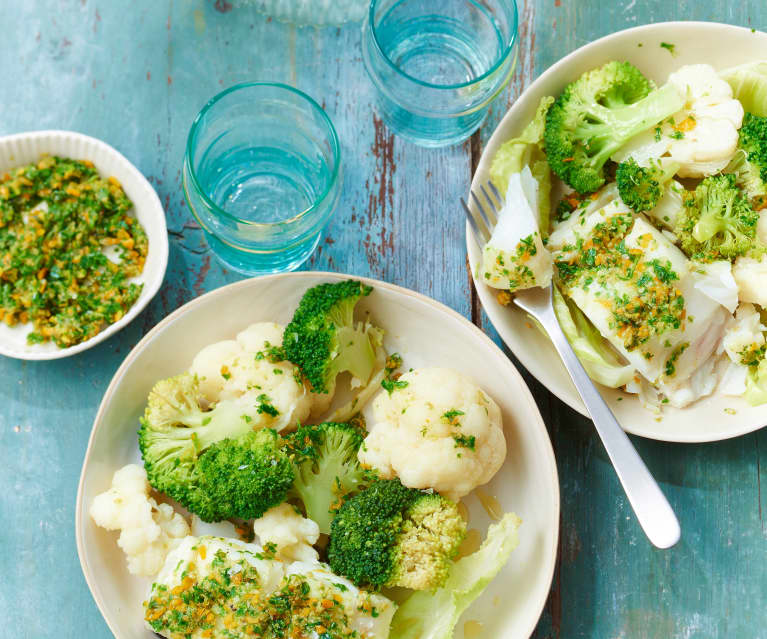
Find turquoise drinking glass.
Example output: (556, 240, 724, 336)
(362, 0, 519, 148)
(183, 83, 342, 275)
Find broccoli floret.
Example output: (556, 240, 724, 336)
(285, 422, 372, 534)
(675, 174, 760, 261)
(544, 61, 685, 194)
(138, 373, 293, 521)
(195, 429, 294, 522)
(616, 158, 680, 212)
(726, 112, 767, 204)
(328, 479, 466, 591)
(283, 280, 383, 395)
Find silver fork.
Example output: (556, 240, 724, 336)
(463, 182, 681, 549)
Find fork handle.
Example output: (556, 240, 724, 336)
(537, 309, 681, 549)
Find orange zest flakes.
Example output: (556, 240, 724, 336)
(562, 157, 575, 163)
(496, 290, 512, 306)
(675, 116, 696, 132)
(321, 599, 335, 609)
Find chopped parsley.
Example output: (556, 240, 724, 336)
(660, 42, 676, 54)
(0, 156, 147, 347)
(381, 378, 409, 395)
(453, 434, 476, 450)
(256, 393, 279, 417)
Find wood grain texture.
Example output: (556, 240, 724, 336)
(0, 1, 764, 637)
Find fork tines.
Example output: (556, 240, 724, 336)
(462, 180, 503, 246)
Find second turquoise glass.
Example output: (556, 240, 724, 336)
(362, 0, 519, 147)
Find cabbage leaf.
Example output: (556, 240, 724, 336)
(490, 96, 555, 234)
(721, 61, 767, 117)
(745, 358, 767, 406)
(553, 286, 636, 388)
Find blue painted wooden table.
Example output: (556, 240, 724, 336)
(1, 1, 765, 637)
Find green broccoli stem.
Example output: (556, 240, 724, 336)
(576, 83, 685, 166)
(327, 325, 378, 387)
(179, 400, 256, 453)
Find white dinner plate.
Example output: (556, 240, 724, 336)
(467, 22, 767, 443)
(76, 272, 560, 639)
(0, 130, 168, 360)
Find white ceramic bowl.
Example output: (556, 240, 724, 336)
(467, 22, 767, 443)
(75, 272, 560, 639)
(0, 130, 168, 360)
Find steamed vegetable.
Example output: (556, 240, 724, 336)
(721, 60, 767, 117)
(675, 174, 759, 262)
(480, 166, 554, 292)
(553, 285, 635, 388)
(89, 464, 189, 576)
(189, 321, 314, 432)
(544, 61, 685, 194)
(283, 280, 384, 396)
(664, 64, 744, 178)
(285, 421, 372, 534)
(616, 158, 680, 213)
(389, 513, 522, 639)
(490, 95, 555, 231)
(251, 503, 320, 563)
(358, 367, 506, 501)
(726, 112, 767, 203)
(138, 373, 295, 522)
(328, 478, 466, 590)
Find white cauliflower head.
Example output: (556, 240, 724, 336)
(252, 503, 320, 563)
(359, 368, 507, 501)
(613, 65, 744, 178)
(189, 322, 312, 432)
(89, 464, 189, 576)
(665, 64, 744, 177)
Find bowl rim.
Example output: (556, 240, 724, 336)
(0, 129, 168, 361)
(467, 20, 767, 442)
(75, 270, 561, 639)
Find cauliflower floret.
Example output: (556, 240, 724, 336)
(89, 464, 189, 576)
(480, 166, 553, 292)
(359, 368, 506, 501)
(722, 303, 766, 364)
(733, 254, 767, 307)
(666, 64, 745, 177)
(252, 503, 320, 563)
(189, 322, 312, 432)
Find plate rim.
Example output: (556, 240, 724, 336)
(0, 129, 169, 361)
(467, 20, 767, 443)
(75, 271, 561, 639)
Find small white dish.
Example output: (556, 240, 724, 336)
(0, 130, 168, 360)
(467, 22, 767, 443)
(75, 272, 560, 639)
